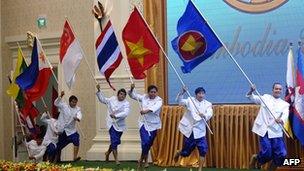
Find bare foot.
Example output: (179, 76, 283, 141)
(144, 162, 149, 168)
(73, 157, 81, 162)
(105, 152, 110, 162)
(137, 159, 143, 169)
(174, 151, 181, 162)
(249, 154, 258, 169)
(116, 160, 121, 165)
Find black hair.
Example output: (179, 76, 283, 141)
(38, 125, 47, 139)
(272, 82, 282, 89)
(195, 87, 206, 95)
(147, 85, 158, 93)
(117, 88, 127, 96)
(69, 95, 78, 102)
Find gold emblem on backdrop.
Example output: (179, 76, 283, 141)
(224, 0, 289, 13)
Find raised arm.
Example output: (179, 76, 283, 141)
(96, 84, 110, 104)
(246, 85, 262, 104)
(54, 91, 67, 109)
(176, 86, 188, 106)
(40, 112, 50, 124)
(128, 83, 144, 102)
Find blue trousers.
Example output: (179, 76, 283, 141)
(139, 126, 157, 155)
(109, 126, 123, 150)
(57, 131, 80, 151)
(180, 133, 208, 157)
(45, 143, 57, 158)
(257, 133, 287, 166)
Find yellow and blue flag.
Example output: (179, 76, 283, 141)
(171, 0, 222, 73)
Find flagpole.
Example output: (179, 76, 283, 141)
(190, 0, 290, 138)
(64, 17, 99, 85)
(13, 101, 31, 156)
(121, 58, 151, 136)
(7, 75, 30, 156)
(133, 6, 213, 134)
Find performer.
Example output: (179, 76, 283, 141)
(40, 108, 59, 163)
(55, 91, 82, 161)
(174, 86, 213, 171)
(96, 84, 130, 165)
(25, 136, 46, 162)
(247, 83, 289, 170)
(128, 84, 163, 168)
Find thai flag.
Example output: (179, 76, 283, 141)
(96, 21, 122, 90)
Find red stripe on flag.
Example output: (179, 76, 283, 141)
(95, 21, 112, 48)
(25, 68, 52, 102)
(60, 21, 76, 62)
(104, 54, 123, 91)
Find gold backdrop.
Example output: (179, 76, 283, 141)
(151, 105, 304, 169)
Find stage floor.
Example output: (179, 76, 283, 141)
(65, 160, 260, 170)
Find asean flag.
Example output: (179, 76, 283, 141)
(171, 0, 222, 73)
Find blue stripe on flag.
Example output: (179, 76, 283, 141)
(97, 33, 119, 70)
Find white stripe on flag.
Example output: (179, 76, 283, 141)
(62, 40, 83, 89)
(96, 27, 114, 55)
(100, 46, 121, 74)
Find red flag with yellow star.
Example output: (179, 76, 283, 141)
(122, 7, 160, 79)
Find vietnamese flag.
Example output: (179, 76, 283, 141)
(122, 7, 160, 79)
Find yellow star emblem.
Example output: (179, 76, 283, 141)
(181, 35, 204, 55)
(126, 37, 151, 66)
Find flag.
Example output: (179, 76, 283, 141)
(6, 48, 39, 136)
(19, 98, 39, 121)
(96, 21, 122, 90)
(293, 46, 304, 145)
(171, 0, 222, 73)
(24, 38, 52, 102)
(60, 20, 84, 89)
(51, 86, 59, 119)
(16, 38, 39, 90)
(19, 103, 38, 134)
(7, 47, 27, 99)
(122, 7, 160, 79)
(285, 46, 295, 138)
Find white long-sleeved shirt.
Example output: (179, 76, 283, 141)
(177, 94, 213, 139)
(247, 94, 289, 138)
(54, 97, 82, 136)
(128, 90, 163, 131)
(40, 112, 58, 147)
(25, 140, 46, 162)
(96, 91, 130, 132)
